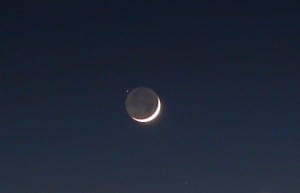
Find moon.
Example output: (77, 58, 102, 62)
(125, 87, 161, 123)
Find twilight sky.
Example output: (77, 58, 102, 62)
(1, 1, 300, 193)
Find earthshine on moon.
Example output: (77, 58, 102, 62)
(125, 87, 161, 123)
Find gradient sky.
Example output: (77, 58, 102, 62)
(1, 1, 300, 193)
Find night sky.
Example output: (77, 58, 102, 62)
(1, 1, 300, 193)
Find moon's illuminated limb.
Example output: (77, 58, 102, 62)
(131, 97, 161, 123)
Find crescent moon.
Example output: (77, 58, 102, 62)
(131, 97, 161, 123)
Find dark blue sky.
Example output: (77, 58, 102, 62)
(1, 1, 300, 193)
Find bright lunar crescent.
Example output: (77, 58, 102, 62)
(125, 87, 161, 123)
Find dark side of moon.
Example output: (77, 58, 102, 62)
(125, 87, 159, 120)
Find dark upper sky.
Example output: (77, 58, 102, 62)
(1, 1, 299, 193)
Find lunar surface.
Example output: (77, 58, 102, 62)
(125, 87, 161, 123)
